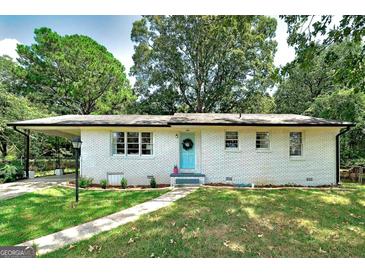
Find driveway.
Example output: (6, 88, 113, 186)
(0, 174, 74, 200)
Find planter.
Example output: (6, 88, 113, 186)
(24, 170, 35, 179)
(55, 168, 64, 176)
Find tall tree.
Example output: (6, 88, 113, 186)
(275, 41, 360, 114)
(306, 89, 365, 164)
(281, 16, 365, 91)
(131, 16, 277, 114)
(17, 27, 135, 115)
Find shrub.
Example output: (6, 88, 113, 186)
(0, 164, 18, 183)
(79, 177, 93, 188)
(150, 177, 157, 188)
(120, 177, 128, 189)
(100, 179, 108, 189)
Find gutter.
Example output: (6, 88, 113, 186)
(12, 126, 30, 179)
(336, 125, 353, 185)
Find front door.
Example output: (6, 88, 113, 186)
(180, 132, 195, 170)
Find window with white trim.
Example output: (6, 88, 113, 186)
(112, 132, 153, 156)
(111, 132, 125, 155)
(289, 132, 303, 156)
(256, 132, 270, 149)
(225, 131, 239, 150)
(141, 132, 153, 155)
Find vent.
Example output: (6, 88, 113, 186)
(147, 175, 154, 179)
(107, 173, 124, 186)
(225, 177, 233, 181)
(306, 177, 313, 182)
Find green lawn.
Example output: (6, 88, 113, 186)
(0, 187, 169, 246)
(45, 183, 365, 258)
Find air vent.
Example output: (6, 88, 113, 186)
(225, 177, 233, 181)
(107, 173, 124, 186)
(306, 177, 313, 182)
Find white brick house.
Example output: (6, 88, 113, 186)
(9, 113, 353, 186)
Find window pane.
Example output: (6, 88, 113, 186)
(112, 132, 125, 155)
(141, 133, 153, 155)
(290, 132, 302, 156)
(225, 131, 239, 149)
(256, 132, 270, 149)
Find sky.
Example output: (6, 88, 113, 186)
(0, 15, 295, 84)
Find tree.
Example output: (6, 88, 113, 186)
(306, 89, 365, 165)
(274, 41, 360, 114)
(17, 27, 135, 115)
(131, 16, 277, 114)
(0, 89, 46, 158)
(281, 16, 365, 91)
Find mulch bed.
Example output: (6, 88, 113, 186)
(203, 183, 342, 190)
(67, 182, 171, 191)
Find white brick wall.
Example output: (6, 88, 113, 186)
(200, 126, 339, 186)
(80, 126, 340, 186)
(80, 128, 180, 185)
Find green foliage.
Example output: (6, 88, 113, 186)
(100, 179, 108, 189)
(280, 16, 365, 92)
(120, 177, 128, 189)
(0, 56, 49, 159)
(274, 41, 361, 114)
(150, 177, 157, 188)
(0, 163, 18, 182)
(306, 89, 365, 164)
(79, 177, 93, 188)
(131, 16, 277, 113)
(17, 27, 135, 115)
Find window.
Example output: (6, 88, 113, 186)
(289, 132, 303, 156)
(225, 131, 239, 150)
(112, 132, 153, 156)
(111, 132, 125, 155)
(256, 132, 270, 149)
(127, 132, 139, 155)
(141, 132, 153, 155)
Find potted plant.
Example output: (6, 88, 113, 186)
(173, 165, 179, 174)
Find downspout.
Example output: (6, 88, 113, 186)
(13, 126, 30, 179)
(336, 126, 352, 185)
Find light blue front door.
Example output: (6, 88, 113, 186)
(180, 133, 195, 169)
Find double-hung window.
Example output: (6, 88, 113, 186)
(225, 131, 239, 150)
(289, 132, 303, 156)
(111, 132, 125, 155)
(141, 132, 153, 155)
(256, 132, 270, 150)
(112, 132, 153, 156)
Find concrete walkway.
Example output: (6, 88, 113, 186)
(0, 174, 74, 200)
(18, 187, 197, 255)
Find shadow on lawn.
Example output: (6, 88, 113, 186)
(44, 185, 365, 258)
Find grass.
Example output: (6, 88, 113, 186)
(0, 187, 169, 246)
(45, 182, 365, 258)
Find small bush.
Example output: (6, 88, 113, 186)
(120, 177, 128, 189)
(100, 179, 108, 189)
(0, 164, 18, 182)
(79, 177, 93, 188)
(150, 177, 157, 188)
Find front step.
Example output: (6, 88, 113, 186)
(175, 178, 200, 185)
(170, 173, 205, 186)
